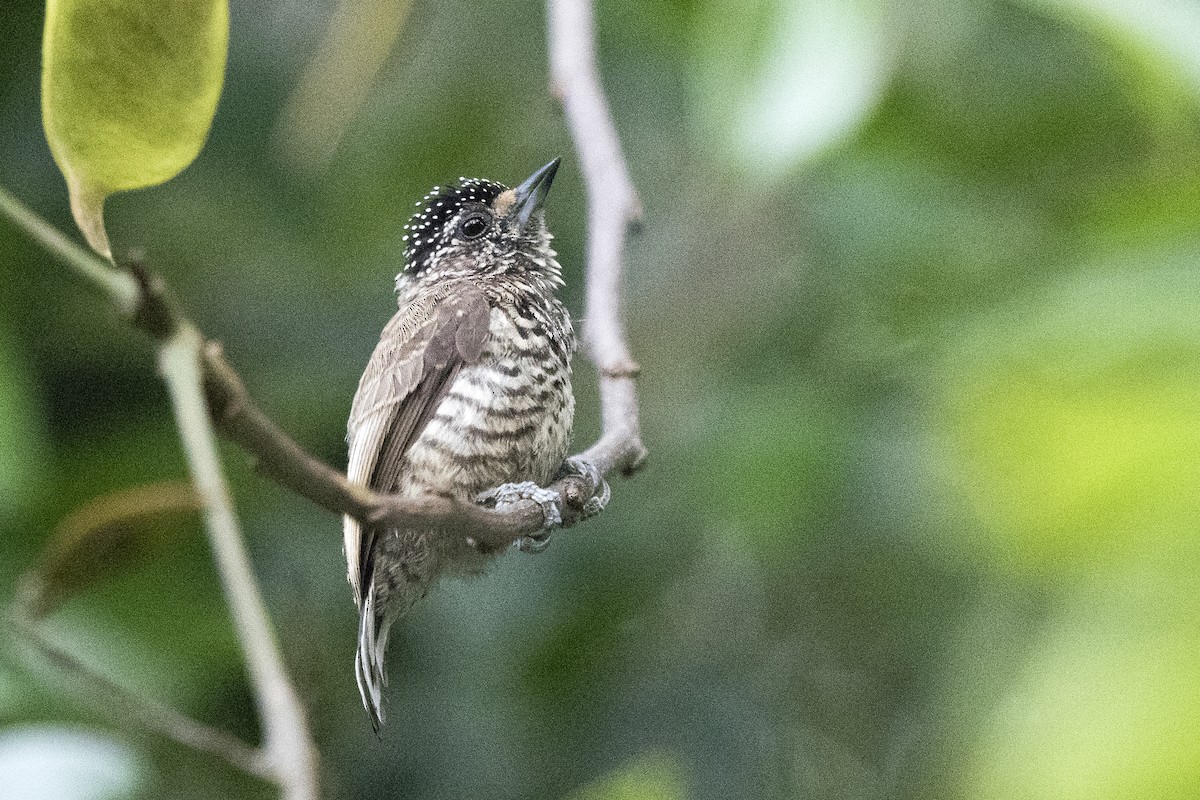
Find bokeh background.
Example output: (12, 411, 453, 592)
(3, 0, 1200, 798)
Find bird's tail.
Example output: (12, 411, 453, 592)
(355, 582, 390, 733)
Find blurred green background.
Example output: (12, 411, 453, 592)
(3, 0, 1200, 798)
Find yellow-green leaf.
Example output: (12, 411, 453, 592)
(42, 0, 229, 257)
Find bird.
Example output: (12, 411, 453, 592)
(343, 158, 587, 731)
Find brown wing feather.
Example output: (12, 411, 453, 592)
(368, 287, 490, 493)
(346, 299, 435, 442)
(344, 284, 491, 601)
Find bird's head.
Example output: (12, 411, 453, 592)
(398, 158, 563, 290)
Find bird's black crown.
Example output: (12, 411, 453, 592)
(402, 178, 505, 275)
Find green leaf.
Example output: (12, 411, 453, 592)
(1017, 0, 1200, 135)
(17, 482, 201, 619)
(1021, 0, 1200, 96)
(41, 0, 229, 257)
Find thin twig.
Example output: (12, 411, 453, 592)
(0, 188, 318, 797)
(7, 612, 272, 782)
(0, 184, 139, 313)
(548, 0, 648, 477)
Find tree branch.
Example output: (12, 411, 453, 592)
(548, 0, 648, 479)
(159, 326, 318, 800)
(1, 0, 644, 794)
(0, 0, 646, 553)
(0, 185, 139, 313)
(2, 184, 318, 798)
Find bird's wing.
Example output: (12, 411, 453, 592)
(343, 284, 492, 602)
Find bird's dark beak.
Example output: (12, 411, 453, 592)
(512, 158, 560, 230)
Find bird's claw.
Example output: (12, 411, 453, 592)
(476, 459, 609, 554)
(477, 480, 562, 553)
(559, 457, 610, 520)
(515, 531, 554, 553)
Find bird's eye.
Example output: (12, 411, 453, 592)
(460, 213, 490, 240)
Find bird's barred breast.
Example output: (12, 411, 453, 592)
(400, 304, 574, 499)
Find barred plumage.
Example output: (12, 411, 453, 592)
(343, 160, 576, 730)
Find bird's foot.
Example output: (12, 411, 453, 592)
(477, 480, 562, 553)
(475, 460, 610, 554)
(557, 456, 611, 520)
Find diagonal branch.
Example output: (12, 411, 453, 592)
(0, 185, 139, 311)
(7, 611, 272, 782)
(0, 186, 319, 800)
